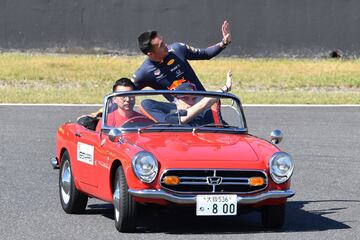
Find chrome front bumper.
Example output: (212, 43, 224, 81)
(128, 189, 295, 204)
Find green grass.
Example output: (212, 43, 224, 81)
(0, 53, 359, 104)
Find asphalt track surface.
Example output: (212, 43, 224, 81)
(0, 105, 359, 240)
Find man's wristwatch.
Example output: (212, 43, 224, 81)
(221, 38, 231, 46)
(220, 85, 229, 93)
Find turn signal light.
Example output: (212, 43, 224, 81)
(163, 176, 180, 185)
(249, 177, 265, 186)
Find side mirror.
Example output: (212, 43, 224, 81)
(109, 128, 122, 142)
(270, 129, 283, 144)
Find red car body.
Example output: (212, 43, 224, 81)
(52, 91, 294, 232)
(56, 128, 291, 204)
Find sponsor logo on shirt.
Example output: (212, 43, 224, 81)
(176, 69, 184, 78)
(170, 64, 180, 72)
(168, 79, 187, 90)
(167, 59, 175, 66)
(153, 69, 161, 76)
(156, 74, 165, 79)
(186, 44, 199, 53)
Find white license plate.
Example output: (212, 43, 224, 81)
(196, 194, 237, 216)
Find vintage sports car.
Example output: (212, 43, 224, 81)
(51, 90, 295, 232)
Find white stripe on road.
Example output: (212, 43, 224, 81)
(0, 103, 359, 107)
(243, 104, 360, 107)
(0, 103, 102, 107)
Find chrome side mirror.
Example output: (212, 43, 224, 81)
(108, 128, 122, 142)
(270, 129, 283, 144)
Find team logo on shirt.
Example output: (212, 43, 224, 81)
(167, 59, 175, 66)
(168, 79, 187, 90)
(153, 69, 161, 76)
(186, 44, 198, 53)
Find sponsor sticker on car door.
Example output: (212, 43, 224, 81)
(77, 142, 94, 165)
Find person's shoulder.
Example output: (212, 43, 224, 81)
(170, 42, 187, 51)
(133, 58, 155, 80)
(136, 58, 154, 70)
(170, 42, 201, 56)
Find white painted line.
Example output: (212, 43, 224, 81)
(0, 103, 102, 106)
(0, 103, 359, 107)
(243, 104, 360, 107)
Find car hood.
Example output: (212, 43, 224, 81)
(123, 132, 266, 168)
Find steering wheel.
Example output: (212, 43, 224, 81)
(121, 115, 153, 126)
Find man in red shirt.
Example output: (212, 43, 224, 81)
(78, 78, 150, 130)
(107, 85, 145, 127)
(106, 78, 145, 128)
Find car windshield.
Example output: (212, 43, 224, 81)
(102, 90, 247, 133)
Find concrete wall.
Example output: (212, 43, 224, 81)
(1, 0, 359, 57)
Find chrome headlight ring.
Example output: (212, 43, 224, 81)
(269, 152, 294, 184)
(132, 151, 158, 183)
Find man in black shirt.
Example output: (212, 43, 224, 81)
(133, 21, 231, 91)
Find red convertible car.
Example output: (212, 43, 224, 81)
(51, 90, 294, 232)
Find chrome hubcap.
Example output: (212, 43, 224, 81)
(113, 181, 120, 222)
(61, 161, 71, 204)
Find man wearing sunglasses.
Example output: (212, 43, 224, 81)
(78, 78, 148, 130)
(133, 21, 231, 92)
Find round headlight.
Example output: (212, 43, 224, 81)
(269, 152, 294, 184)
(132, 151, 158, 183)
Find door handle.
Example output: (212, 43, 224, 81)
(75, 132, 82, 137)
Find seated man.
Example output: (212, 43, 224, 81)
(78, 78, 150, 130)
(141, 71, 232, 126)
(106, 80, 145, 128)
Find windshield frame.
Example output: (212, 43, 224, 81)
(101, 90, 248, 134)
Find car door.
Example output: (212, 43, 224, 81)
(73, 125, 102, 188)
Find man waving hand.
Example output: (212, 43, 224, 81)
(133, 21, 232, 91)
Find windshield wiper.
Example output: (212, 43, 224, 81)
(192, 123, 239, 134)
(138, 123, 179, 133)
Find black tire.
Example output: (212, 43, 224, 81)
(113, 166, 138, 232)
(59, 151, 88, 213)
(261, 204, 286, 229)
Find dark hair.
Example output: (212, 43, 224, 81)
(138, 30, 157, 54)
(112, 78, 135, 92)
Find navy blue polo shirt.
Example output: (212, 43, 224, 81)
(133, 42, 224, 91)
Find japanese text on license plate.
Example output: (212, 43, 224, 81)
(196, 195, 237, 216)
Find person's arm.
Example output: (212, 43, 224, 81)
(180, 97, 217, 123)
(180, 71, 232, 124)
(183, 21, 231, 60)
(76, 107, 103, 121)
(132, 68, 148, 90)
(91, 108, 103, 117)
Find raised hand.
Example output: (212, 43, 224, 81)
(226, 70, 232, 92)
(222, 21, 231, 45)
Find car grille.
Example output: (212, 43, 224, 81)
(160, 169, 268, 194)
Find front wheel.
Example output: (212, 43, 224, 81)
(59, 151, 88, 213)
(261, 204, 286, 229)
(113, 166, 138, 232)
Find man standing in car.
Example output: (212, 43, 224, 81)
(133, 21, 232, 91)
